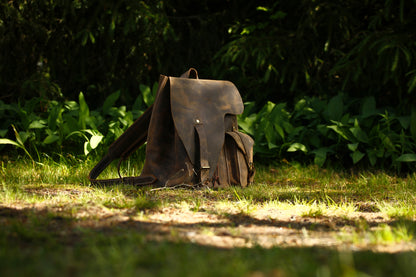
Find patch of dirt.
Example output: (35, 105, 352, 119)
(2, 189, 416, 253)
(137, 205, 415, 252)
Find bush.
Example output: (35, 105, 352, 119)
(214, 0, 416, 108)
(0, 83, 156, 159)
(0, 0, 170, 106)
(238, 94, 416, 170)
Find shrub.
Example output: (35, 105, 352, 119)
(238, 94, 416, 170)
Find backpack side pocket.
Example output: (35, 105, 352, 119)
(213, 131, 255, 188)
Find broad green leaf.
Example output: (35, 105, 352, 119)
(367, 150, 378, 166)
(361, 97, 376, 117)
(63, 115, 79, 134)
(132, 94, 145, 118)
(327, 125, 350, 141)
(66, 130, 88, 141)
(379, 133, 396, 151)
(140, 84, 154, 107)
(28, 120, 46, 129)
(396, 154, 416, 162)
(242, 102, 257, 116)
(152, 82, 159, 96)
(84, 129, 95, 136)
(273, 123, 285, 140)
(78, 92, 90, 129)
(0, 137, 33, 161)
(287, 143, 307, 153)
(11, 125, 25, 145)
(350, 119, 368, 143)
(90, 135, 104, 149)
(0, 129, 7, 137)
(348, 143, 359, 152)
(84, 141, 92, 155)
(311, 148, 332, 167)
(238, 114, 256, 136)
(327, 94, 343, 120)
(397, 116, 410, 129)
(18, 132, 31, 145)
(65, 101, 79, 111)
(48, 104, 63, 131)
(264, 121, 278, 149)
(317, 124, 329, 136)
(351, 151, 365, 164)
(282, 121, 294, 134)
(294, 99, 307, 112)
(310, 98, 326, 114)
(269, 103, 290, 140)
(103, 90, 120, 114)
(0, 138, 21, 147)
(43, 135, 59, 144)
(313, 151, 326, 167)
(258, 101, 275, 116)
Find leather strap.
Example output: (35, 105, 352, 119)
(195, 123, 210, 184)
(88, 153, 157, 186)
(88, 69, 200, 187)
(180, 68, 199, 79)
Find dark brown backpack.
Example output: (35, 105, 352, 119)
(89, 68, 255, 188)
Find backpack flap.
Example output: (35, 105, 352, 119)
(169, 77, 244, 181)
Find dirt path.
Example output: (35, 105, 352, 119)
(133, 204, 415, 252)
(3, 187, 415, 253)
(5, 204, 413, 253)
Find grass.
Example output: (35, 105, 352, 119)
(2, 156, 416, 276)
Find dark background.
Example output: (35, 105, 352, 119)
(2, 0, 415, 110)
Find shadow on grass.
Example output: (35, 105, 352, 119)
(1, 205, 416, 276)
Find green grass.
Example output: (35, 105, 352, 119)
(2, 156, 416, 276)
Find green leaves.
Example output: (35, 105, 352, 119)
(327, 95, 344, 121)
(139, 83, 157, 108)
(78, 92, 90, 130)
(0, 125, 34, 162)
(287, 143, 307, 153)
(0, 90, 147, 158)
(2, 88, 416, 171)
(239, 93, 416, 169)
(396, 154, 416, 162)
(103, 91, 121, 115)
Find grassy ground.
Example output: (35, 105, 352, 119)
(1, 156, 416, 276)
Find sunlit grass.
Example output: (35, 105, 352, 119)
(3, 157, 416, 219)
(2, 157, 416, 276)
(377, 201, 416, 220)
(338, 223, 414, 246)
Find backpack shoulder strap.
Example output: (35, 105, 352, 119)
(88, 104, 156, 186)
(88, 69, 199, 186)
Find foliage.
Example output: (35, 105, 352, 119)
(2, 87, 416, 171)
(239, 94, 416, 170)
(2, 0, 416, 112)
(0, 0, 255, 105)
(0, 83, 157, 157)
(215, 0, 416, 108)
(0, 0, 171, 106)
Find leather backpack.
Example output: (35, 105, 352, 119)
(89, 68, 255, 188)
